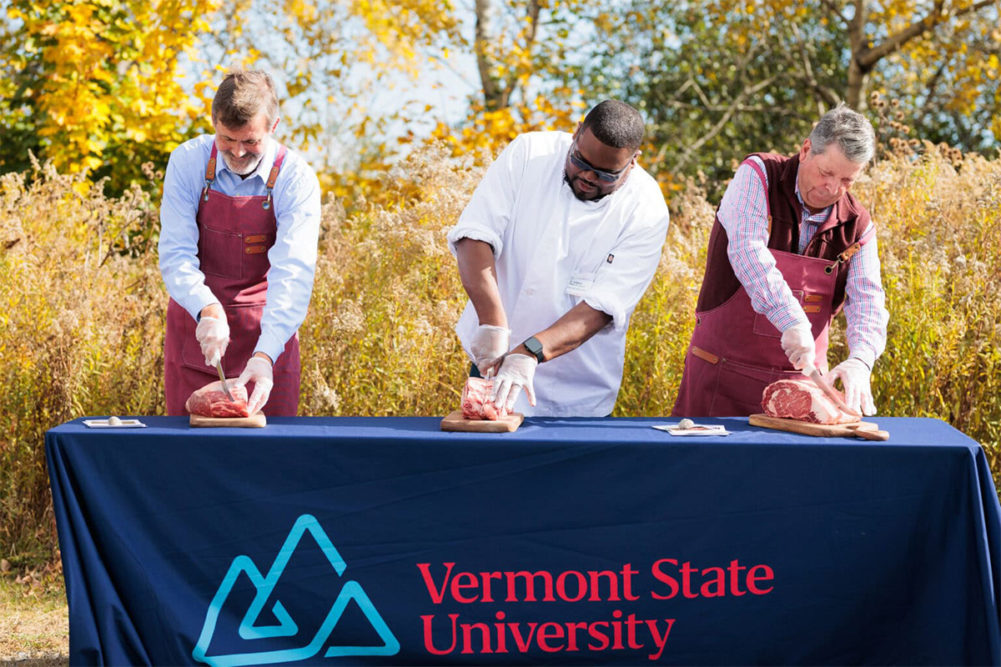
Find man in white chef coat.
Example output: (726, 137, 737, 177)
(448, 100, 670, 417)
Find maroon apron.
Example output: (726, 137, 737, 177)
(671, 249, 836, 417)
(164, 143, 301, 416)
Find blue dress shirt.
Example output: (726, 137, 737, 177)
(158, 134, 321, 363)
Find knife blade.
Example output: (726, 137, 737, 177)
(807, 368, 861, 418)
(215, 361, 235, 401)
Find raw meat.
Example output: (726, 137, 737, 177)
(461, 377, 500, 421)
(185, 380, 250, 418)
(761, 378, 857, 425)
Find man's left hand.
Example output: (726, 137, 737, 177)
(491, 353, 538, 414)
(829, 357, 876, 416)
(235, 354, 274, 415)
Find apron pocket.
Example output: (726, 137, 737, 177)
(711, 358, 781, 417)
(198, 225, 244, 279)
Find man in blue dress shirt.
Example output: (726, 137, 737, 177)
(158, 70, 321, 416)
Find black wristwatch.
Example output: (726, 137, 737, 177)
(523, 336, 545, 363)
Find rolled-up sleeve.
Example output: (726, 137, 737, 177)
(582, 189, 670, 331)
(255, 158, 322, 362)
(158, 140, 218, 320)
(446, 136, 527, 258)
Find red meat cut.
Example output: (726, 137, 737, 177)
(461, 377, 500, 421)
(761, 378, 857, 425)
(185, 380, 250, 418)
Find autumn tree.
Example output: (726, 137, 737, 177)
(0, 0, 221, 194)
(583, 0, 1000, 197)
(429, 0, 599, 158)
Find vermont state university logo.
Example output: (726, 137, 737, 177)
(193, 514, 400, 666)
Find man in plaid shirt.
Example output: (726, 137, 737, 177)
(673, 104, 888, 418)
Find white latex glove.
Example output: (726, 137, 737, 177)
(470, 324, 510, 377)
(780, 323, 816, 373)
(829, 357, 876, 416)
(235, 356, 274, 415)
(491, 353, 538, 414)
(195, 314, 230, 367)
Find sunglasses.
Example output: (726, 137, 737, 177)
(567, 140, 632, 183)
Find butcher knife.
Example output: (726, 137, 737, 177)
(806, 367, 861, 418)
(215, 361, 235, 401)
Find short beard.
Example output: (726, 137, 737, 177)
(223, 153, 263, 176)
(564, 171, 610, 202)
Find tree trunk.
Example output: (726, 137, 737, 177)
(844, 0, 867, 109)
(474, 0, 504, 110)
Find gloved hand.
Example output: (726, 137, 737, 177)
(235, 355, 274, 415)
(829, 357, 876, 416)
(470, 324, 510, 377)
(195, 314, 230, 367)
(780, 323, 816, 373)
(491, 353, 538, 414)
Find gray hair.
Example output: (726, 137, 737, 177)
(809, 103, 875, 165)
(212, 70, 279, 128)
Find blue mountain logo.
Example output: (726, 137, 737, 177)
(192, 514, 400, 666)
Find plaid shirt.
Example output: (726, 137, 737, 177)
(716, 156, 888, 368)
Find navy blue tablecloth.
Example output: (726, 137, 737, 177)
(46, 416, 1001, 665)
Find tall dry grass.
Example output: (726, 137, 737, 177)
(1, 141, 999, 566)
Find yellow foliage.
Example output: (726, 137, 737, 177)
(1, 0, 220, 182)
(429, 96, 587, 163)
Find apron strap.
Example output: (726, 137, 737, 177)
(262, 145, 288, 210)
(824, 222, 876, 274)
(201, 142, 288, 208)
(202, 144, 218, 202)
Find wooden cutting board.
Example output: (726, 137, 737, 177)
(189, 414, 267, 428)
(749, 413, 889, 441)
(440, 410, 524, 433)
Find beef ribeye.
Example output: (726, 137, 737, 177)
(761, 378, 857, 425)
(186, 380, 250, 418)
(461, 377, 500, 421)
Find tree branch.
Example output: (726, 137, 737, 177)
(856, 0, 995, 71)
(672, 74, 778, 171)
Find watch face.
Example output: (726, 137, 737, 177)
(524, 336, 544, 362)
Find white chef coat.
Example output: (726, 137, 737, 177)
(447, 131, 670, 416)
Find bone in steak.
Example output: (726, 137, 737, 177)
(461, 377, 500, 421)
(761, 378, 857, 424)
(186, 380, 250, 418)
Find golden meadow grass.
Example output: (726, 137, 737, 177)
(1, 142, 999, 565)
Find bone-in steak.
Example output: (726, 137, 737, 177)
(761, 378, 857, 424)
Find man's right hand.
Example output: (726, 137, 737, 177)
(195, 308, 230, 367)
(470, 324, 510, 377)
(780, 323, 816, 372)
(491, 353, 538, 413)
